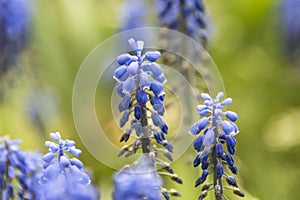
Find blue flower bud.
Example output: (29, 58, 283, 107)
(116, 83, 124, 97)
(215, 143, 223, 157)
(229, 165, 238, 174)
(150, 63, 163, 77)
(227, 145, 236, 155)
(225, 153, 234, 166)
(152, 104, 165, 116)
(230, 122, 239, 134)
(65, 140, 75, 147)
(113, 65, 128, 81)
(122, 76, 135, 95)
(161, 123, 168, 134)
(50, 132, 61, 141)
(153, 74, 167, 84)
(150, 81, 165, 97)
(216, 164, 224, 178)
(137, 89, 148, 105)
(163, 141, 173, 153)
(118, 94, 131, 112)
(197, 105, 208, 112)
(140, 71, 151, 90)
(225, 111, 238, 122)
(226, 176, 238, 187)
(197, 117, 209, 131)
(200, 93, 212, 101)
(225, 135, 236, 147)
(120, 110, 130, 127)
(43, 152, 55, 163)
(222, 121, 234, 134)
(199, 109, 209, 116)
(135, 122, 143, 137)
(145, 51, 161, 62)
(200, 150, 210, 163)
(215, 92, 224, 101)
(70, 158, 83, 169)
(117, 53, 131, 65)
(154, 131, 165, 144)
(134, 106, 142, 120)
(151, 112, 164, 127)
(221, 98, 232, 106)
(59, 155, 70, 168)
(190, 122, 201, 135)
(195, 170, 209, 187)
(193, 135, 203, 152)
(203, 129, 214, 147)
(127, 61, 139, 75)
(69, 147, 82, 157)
(194, 154, 201, 167)
(159, 94, 165, 101)
(201, 161, 209, 170)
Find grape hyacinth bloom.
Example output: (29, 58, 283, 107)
(113, 38, 182, 199)
(114, 38, 171, 155)
(113, 155, 163, 200)
(0, 0, 31, 76)
(0, 136, 42, 199)
(155, 0, 209, 46)
(37, 132, 99, 200)
(189, 92, 245, 199)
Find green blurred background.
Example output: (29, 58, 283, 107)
(1, 0, 300, 199)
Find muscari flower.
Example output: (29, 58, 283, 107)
(0, 0, 31, 76)
(37, 132, 99, 200)
(155, 0, 209, 46)
(0, 136, 43, 199)
(113, 155, 163, 200)
(113, 38, 172, 155)
(189, 92, 244, 199)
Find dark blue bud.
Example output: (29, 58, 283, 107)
(227, 145, 236, 155)
(145, 51, 161, 62)
(229, 165, 238, 174)
(230, 122, 239, 134)
(216, 143, 223, 157)
(163, 141, 173, 153)
(222, 121, 234, 134)
(8, 183, 14, 198)
(113, 66, 128, 81)
(137, 89, 148, 105)
(225, 111, 238, 122)
(150, 95, 165, 115)
(200, 150, 210, 163)
(201, 161, 209, 170)
(150, 81, 165, 97)
(225, 153, 234, 166)
(194, 154, 201, 167)
(226, 176, 238, 187)
(0, 163, 5, 174)
(118, 94, 131, 112)
(161, 123, 168, 134)
(195, 170, 209, 187)
(134, 106, 142, 120)
(159, 94, 165, 101)
(154, 131, 165, 144)
(199, 109, 209, 116)
(225, 135, 236, 147)
(120, 110, 130, 127)
(193, 135, 203, 152)
(216, 164, 224, 178)
(117, 53, 131, 65)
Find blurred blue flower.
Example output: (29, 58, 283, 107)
(190, 92, 244, 199)
(0, 136, 43, 199)
(37, 132, 99, 200)
(155, 0, 209, 45)
(112, 155, 163, 200)
(281, 0, 300, 62)
(0, 0, 31, 75)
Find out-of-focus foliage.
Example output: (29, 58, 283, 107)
(1, 0, 300, 199)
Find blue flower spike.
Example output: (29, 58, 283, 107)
(113, 39, 182, 199)
(37, 132, 99, 200)
(189, 92, 244, 199)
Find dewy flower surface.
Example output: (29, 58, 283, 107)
(189, 92, 244, 200)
